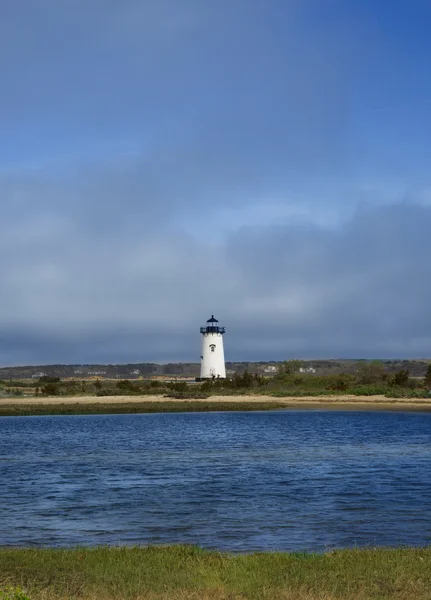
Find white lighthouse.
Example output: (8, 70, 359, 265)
(200, 315, 226, 379)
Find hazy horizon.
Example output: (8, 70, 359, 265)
(1, 356, 430, 371)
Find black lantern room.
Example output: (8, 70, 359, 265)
(200, 315, 226, 335)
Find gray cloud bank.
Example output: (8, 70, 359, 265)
(1, 174, 430, 365)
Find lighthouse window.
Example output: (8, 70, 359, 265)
(210, 344, 216, 352)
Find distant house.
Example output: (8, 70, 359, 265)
(264, 365, 278, 373)
(299, 366, 316, 374)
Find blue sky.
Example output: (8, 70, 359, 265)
(1, 0, 431, 365)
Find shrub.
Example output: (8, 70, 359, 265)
(386, 388, 431, 399)
(327, 374, 356, 392)
(391, 369, 409, 387)
(167, 382, 188, 393)
(355, 361, 388, 384)
(116, 379, 135, 392)
(348, 385, 389, 396)
(227, 371, 263, 389)
(41, 383, 60, 396)
(38, 376, 60, 383)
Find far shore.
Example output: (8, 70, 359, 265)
(1, 393, 431, 414)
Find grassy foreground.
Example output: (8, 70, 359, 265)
(0, 546, 430, 600)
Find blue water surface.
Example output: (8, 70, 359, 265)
(0, 410, 430, 552)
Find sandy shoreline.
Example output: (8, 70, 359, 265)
(1, 393, 431, 411)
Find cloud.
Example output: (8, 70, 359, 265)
(0, 1, 431, 364)
(1, 178, 431, 365)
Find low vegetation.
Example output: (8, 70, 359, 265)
(0, 400, 289, 417)
(0, 545, 430, 600)
(0, 361, 430, 405)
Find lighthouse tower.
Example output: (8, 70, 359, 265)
(200, 315, 226, 379)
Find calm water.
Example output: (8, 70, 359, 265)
(0, 410, 430, 552)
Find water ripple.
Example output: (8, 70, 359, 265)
(0, 410, 430, 552)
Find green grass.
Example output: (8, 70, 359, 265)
(0, 401, 288, 417)
(0, 546, 430, 599)
(1, 398, 431, 417)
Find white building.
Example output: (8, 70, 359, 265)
(200, 315, 226, 379)
(299, 366, 316, 374)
